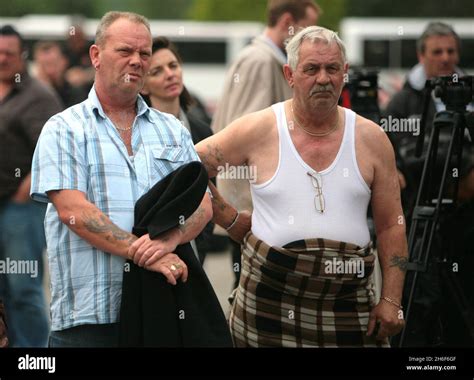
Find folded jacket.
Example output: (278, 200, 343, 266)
(119, 161, 232, 347)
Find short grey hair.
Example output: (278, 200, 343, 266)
(286, 26, 347, 70)
(417, 21, 460, 54)
(95, 11, 151, 47)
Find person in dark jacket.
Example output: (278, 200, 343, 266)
(0, 25, 63, 347)
(384, 21, 474, 347)
(384, 21, 472, 216)
(141, 37, 216, 263)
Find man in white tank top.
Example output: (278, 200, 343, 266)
(197, 26, 407, 347)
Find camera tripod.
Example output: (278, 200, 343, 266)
(398, 77, 474, 347)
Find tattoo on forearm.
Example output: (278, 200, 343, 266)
(180, 207, 206, 233)
(82, 210, 136, 245)
(200, 143, 224, 174)
(390, 255, 408, 272)
(212, 196, 227, 212)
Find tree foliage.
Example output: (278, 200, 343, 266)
(187, 0, 347, 30)
(0, 0, 194, 19)
(347, 0, 474, 18)
(187, 0, 268, 22)
(0, 0, 471, 23)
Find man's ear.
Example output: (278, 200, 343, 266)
(417, 51, 425, 66)
(283, 64, 294, 88)
(276, 12, 294, 34)
(90, 44, 100, 70)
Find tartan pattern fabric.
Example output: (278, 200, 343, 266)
(229, 232, 390, 347)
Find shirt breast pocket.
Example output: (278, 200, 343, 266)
(150, 146, 185, 183)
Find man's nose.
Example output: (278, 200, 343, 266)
(440, 50, 451, 63)
(316, 69, 330, 85)
(129, 52, 142, 67)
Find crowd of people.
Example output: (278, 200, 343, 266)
(0, 0, 472, 348)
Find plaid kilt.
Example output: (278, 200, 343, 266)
(229, 232, 390, 347)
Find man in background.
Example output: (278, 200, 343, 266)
(384, 21, 471, 215)
(384, 21, 474, 346)
(34, 41, 88, 107)
(0, 25, 62, 347)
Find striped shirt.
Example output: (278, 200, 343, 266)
(30, 87, 200, 331)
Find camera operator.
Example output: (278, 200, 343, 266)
(384, 21, 474, 346)
(384, 22, 473, 215)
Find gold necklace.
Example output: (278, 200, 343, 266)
(115, 125, 133, 132)
(291, 103, 339, 137)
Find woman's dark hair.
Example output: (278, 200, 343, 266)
(143, 36, 194, 112)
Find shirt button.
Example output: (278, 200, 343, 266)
(124, 170, 130, 177)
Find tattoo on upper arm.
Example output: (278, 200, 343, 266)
(82, 210, 137, 245)
(200, 143, 224, 174)
(390, 255, 408, 272)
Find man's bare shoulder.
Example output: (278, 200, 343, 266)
(228, 106, 276, 139)
(355, 113, 393, 157)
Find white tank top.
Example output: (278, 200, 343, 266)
(251, 102, 371, 247)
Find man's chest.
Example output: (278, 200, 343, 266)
(85, 132, 186, 197)
(294, 131, 374, 188)
(294, 134, 343, 173)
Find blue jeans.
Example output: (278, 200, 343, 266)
(0, 200, 49, 347)
(49, 324, 119, 347)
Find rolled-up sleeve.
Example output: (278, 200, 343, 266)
(30, 116, 88, 203)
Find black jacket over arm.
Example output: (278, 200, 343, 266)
(119, 161, 232, 347)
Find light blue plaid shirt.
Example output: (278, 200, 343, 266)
(31, 87, 200, 331)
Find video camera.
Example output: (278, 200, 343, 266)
(415, 75, 474, 158)
(431, 75, 473, 112)
(339, 68, 380, 123)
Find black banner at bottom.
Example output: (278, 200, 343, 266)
(0, 347, 473, 378)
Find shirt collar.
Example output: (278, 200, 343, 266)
(260, 35, 287, 65)
(88, 85, 152, 122)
